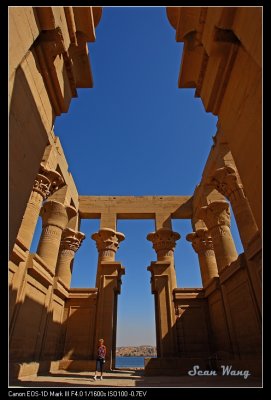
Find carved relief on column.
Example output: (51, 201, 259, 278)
(147, 228, 180, 261)
(211, 166, 244, 204)
(198, 201, 231, 232)
(186, 229, 218, 287)
(33, 164, 64, 200)
(91, 228, 125, 262)
(16, 165, 64, 249)
(39, 201, 75, 230)
(60, 228, 85, 252)
(210, 166, 258, 248)
(37, 201, 77, 272)
(56, 228, 85, 288)
(197, 201, 238, 272)
(186, 229, 213, 255)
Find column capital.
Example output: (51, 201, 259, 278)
(60, 228, 85, 252)
(210, 166, 244, 202)
(186, 229, 214, 254)
(197, 200, 231, 231)
(33, 164, 64, 200)
(147, 228, 180, 260)
(40, 200, 76, 230)
(91, 228, 125, 261)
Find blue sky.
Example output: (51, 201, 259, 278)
(31, 7, 243, 346)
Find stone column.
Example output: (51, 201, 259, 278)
(16, 165, 64, 250)
(211, 166, 262, 316)
(92, 228, 125, 262)
(186, 229, 218, 287)
(55, 228, 85, 288)
(198, 201, 238, 273)
(147, 228, 180, 358)
(91, 228, 125, 369)
(37, 201, 77, 273)
(211, 166, 259, 249)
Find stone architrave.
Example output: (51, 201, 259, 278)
(17, 165, 64, 249)
(37, 201, 77, 273)
(55, 228, 85, 288)
(211, 166, 258, 249)
(147, 228, 180, 357)
(197, 201, 238, 272)
(186, 229, 218, 287)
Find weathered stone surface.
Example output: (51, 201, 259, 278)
(9, 7, 261, 382)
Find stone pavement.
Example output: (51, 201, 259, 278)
(10, 369, 262, 388)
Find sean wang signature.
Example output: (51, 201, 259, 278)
(188, 365, 251, 380)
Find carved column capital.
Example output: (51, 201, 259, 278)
(147, 228, 180, 260)
(211, 166, 244, 203)
(186, 229, 214, 254)
(91, 228, 125, 261)
(197, 201, 238, 272)
(56, 228, 85, 288)
(60, 228, 85, 252)
(33, 165, 64, 200)
(197, 200, 231, 231)
(37, 202, 77, 272)
(210, 166, 259, 250)
(187, 228, 218, 286)
(40, 200, 77, 230)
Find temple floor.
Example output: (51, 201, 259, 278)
(10, 368, 262, 388)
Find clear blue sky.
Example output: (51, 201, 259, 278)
(31, 7, 243, 347)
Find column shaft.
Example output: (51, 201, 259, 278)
(231, 195, 258, 249)
(211, 166, 259, 249)
(37, 225, 63, 269)
(37, 201, 76, 273)
(210, 225, 238, 271)
(55, 228, 85, 288)
(198, 201, 238, 273)
(147, 228, 180, 357)
(17, 191, 43, 249)
(187, 229, 218, 287)
(198, 250, 218, 286)
(16, 166, 63, 250)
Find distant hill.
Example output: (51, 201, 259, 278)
(116, 345, 157, 357)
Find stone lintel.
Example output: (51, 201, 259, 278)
(79, 196, 193, 220)
(173, 288, 205, 300)
(68, 288, 98, 299)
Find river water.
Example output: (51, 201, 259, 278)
(115, 356, 146, 368)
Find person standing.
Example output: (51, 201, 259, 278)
(94, 339, 106, 380)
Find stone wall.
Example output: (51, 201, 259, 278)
(9, 6, 102, 252)
(174, 289, 211, 358)
(62, 289, 98, 361)
(9, 6, 262, 381)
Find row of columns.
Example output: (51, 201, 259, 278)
(16, 164, 86, 287)
(186, 165, 259, 290)
(86, 168, 258, 367)
(14, 163, 259, 366)
(87, 166, 259, 364)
